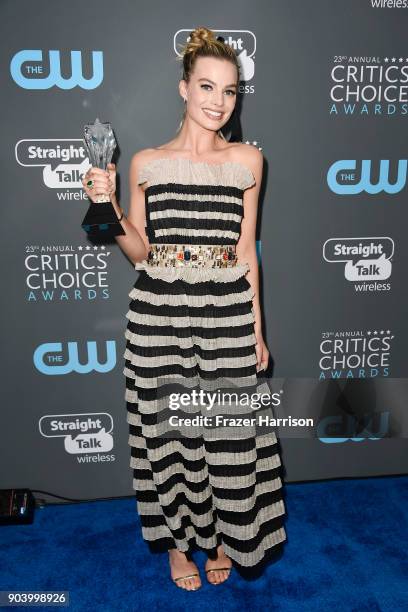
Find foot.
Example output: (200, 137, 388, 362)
(169, 549, 201, 591)
(205, 544, 233, 585)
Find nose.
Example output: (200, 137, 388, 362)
(211, 90, 224, 107)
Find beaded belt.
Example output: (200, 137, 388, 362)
(147, 244, 237, 268)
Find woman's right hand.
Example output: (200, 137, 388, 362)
(81, 165, 115, 203)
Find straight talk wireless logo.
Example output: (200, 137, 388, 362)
(39, 413, 116, 462)
(370, 0, 408, 7)
(323, 237, 393, 292)
(15, 139, 90, 200)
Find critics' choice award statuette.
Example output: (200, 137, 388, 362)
(81, 117, 125, 238)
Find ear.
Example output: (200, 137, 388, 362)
(178, 79, 187, 100)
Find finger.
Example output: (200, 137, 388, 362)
(81, 182, 108, 194)
(255, 346, 262, 370)
(92, 187, 109, 195)
(82, 175, 95, 184)
(84, 168, 106, 179)
(83, 178, 109, 189)
(82, 184, 109, 196)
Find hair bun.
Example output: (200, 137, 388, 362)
(189, 27, 215, 45)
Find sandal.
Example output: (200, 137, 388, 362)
(173, 573, 201, 590)
(205, 567, 232, 584)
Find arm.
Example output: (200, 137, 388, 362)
(235, 145, 269, 371)
(110, 152, 151, 266)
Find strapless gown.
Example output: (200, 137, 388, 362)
(123, 157, 287, 567)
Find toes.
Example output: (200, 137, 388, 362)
(206, 567, 231, 584)
(194, 577, 202, 590)
(218, 570, 227, 583)
(212, 571, 221, 584)
(192, 577, 201, 590)
(207, 571, 217, 584)
(221, 569, 230, 582)
(175, 576, 201, 591)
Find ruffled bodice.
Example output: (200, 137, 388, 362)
(135, 157, 255, 283)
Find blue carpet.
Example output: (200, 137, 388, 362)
(0, 476, 407, 611)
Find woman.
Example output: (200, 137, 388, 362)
(82, 26, 287, 591)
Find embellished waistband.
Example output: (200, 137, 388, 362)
(146, 243, 237, 268)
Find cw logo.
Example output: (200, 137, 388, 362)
(10, 50, 103, 90)
(327, 159, 407, 194)
(317, 411, 389, 443)
(34, 340, 116, 374)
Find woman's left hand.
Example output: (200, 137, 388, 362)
(255, 333, 269, 372)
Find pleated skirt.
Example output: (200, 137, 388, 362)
(123, 269, 287, 567)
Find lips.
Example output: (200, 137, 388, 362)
(202, 108, 223, 120)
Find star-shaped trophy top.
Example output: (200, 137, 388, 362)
(83, 117, 117, 169)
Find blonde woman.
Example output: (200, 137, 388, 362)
(82, 26, 286, 591)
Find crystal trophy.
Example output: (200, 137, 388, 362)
(81, 117, 125, 238)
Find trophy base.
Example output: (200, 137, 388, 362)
(81, 202, 126, 239)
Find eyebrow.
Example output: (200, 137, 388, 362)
(198, 78, 237, 88)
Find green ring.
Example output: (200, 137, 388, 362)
(87, 179, 94, 188)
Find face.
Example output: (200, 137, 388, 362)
(180, 56, 238, 131)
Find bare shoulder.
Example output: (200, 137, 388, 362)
(129, 147, 158, 171)
(229, 142, 263, 176)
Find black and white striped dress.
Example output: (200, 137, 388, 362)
(123, 157, 287, 567)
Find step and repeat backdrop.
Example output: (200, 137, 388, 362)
(1, 0, 407, 503)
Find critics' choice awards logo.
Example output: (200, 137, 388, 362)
(10, 50, 103, 90)
(327, 159, 408, 195)
(34, 340, 116, 375)
(319, 329, 394, 379)
(174, 29, 256, 93)
(25, 245, 111, 302)
(16, 139, 90, 199)
(323, 237, 393, 291)
(329, 55, 408, 116)
(39, 413, 115, 459)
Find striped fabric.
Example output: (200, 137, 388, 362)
(123, 157, 287, 566)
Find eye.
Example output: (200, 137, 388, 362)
(200, 84, 236, 96)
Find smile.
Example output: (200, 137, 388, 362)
(202, 108, 223, 120)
